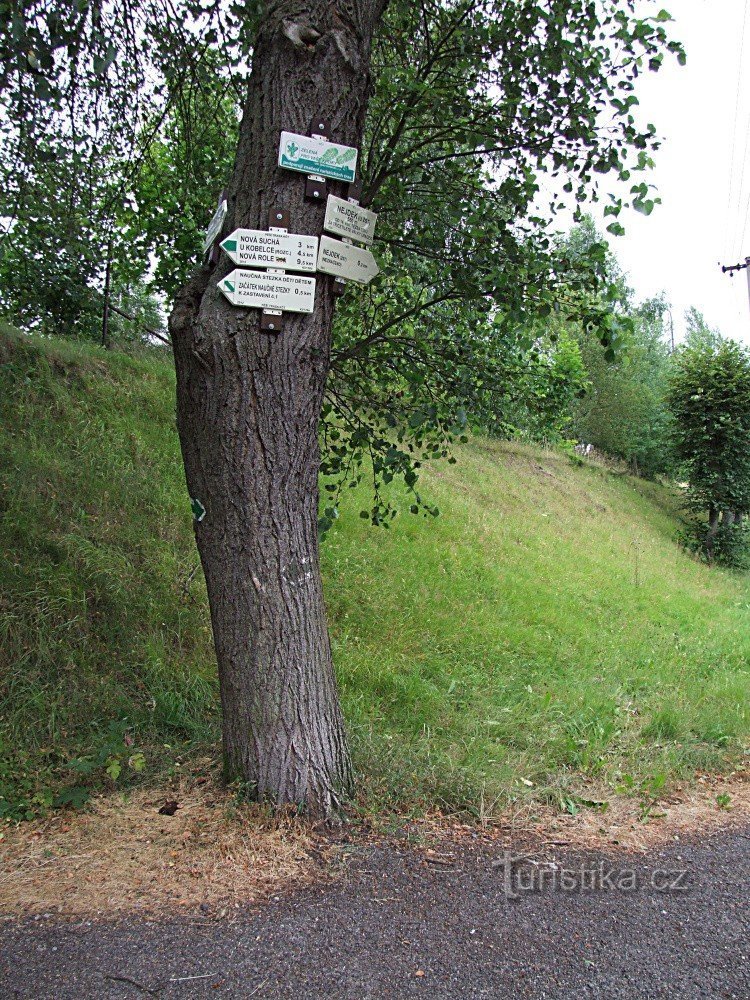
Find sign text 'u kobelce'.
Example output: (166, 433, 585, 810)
(221, 230, 318, 271)
(317, 235, 379, 284)
(218, 270, 316, 313)
(324, 195, 377, 245)
(278, 132, 358, 183)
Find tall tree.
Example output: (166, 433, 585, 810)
(168, 2, 684, 817)
(667, 339, 750, 563)
(683, 306, 723, 352)
(169, 2, 389, 816)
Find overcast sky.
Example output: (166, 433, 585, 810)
(603, 0, 750, 344)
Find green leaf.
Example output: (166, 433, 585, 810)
(105, 756, 122, 781)
(92, 45, 118, 76)
(53, 787, 91, 810)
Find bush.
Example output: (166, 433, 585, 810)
(667, 339, 750, 565)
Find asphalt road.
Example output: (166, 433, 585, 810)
(1, 829, 748, 999)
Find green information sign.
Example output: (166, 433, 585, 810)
(278, 131, 358, 183)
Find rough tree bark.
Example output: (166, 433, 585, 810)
(706, 505, 720, 562)
(169, 0, 388, 818)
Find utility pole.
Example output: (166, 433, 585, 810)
(720, 256, 750, 324)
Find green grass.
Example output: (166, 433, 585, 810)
(1, 326, 749, 819)
(327, 440, 750, 814)
(0, 325, 216, 816)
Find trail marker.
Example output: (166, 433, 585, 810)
(317, 235, 379, 284)
(218, 270, 316, 313)
(218, 209, 317, 331)
(220, 229, 318, 271)
(203, 198, 227, 255)
(324, 195, 377, 245)
(278, 130, 358, 184)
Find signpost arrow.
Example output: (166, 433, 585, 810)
(220, 229, 318, 271)
(324, 195, 377, 245)
(317, 235, 379, 284)
(218, 270, 316, 313)
(278, 131, 358, 183)
(203, 198, 227, 255)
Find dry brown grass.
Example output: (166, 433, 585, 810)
(2, 770, 748, 919)
(0, 769, 334, 919)
(407, 770, 750, 855)
(529, 771, 750, 853)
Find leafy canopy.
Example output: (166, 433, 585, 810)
(1, 0, 686, 517)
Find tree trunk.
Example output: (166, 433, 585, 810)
(101, 240, 112, 350)
(706, 505, 720, 561)
(168, 1, 387, 818)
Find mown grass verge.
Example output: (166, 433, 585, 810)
(1, 326, 748, 820)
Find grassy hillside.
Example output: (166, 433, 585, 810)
(1, 326, 749, 819)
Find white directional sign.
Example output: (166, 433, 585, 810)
(317, 235, 379, 284)
(278, 131, 358, 183)
(202, 199, 227, 253)
(218, 270, 316, 313)
(324, 195, 377, 245)
(220, 229, 318, 271)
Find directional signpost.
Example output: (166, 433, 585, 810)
(278, 131, 358, 183)
(219, 129, 381, 320)
(203, 198, 227, 255)
(316, 235, 379, 285)
(324, 195, 377, 245)
(218, 270, 316, 313)
(220, 229, 318, 271)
